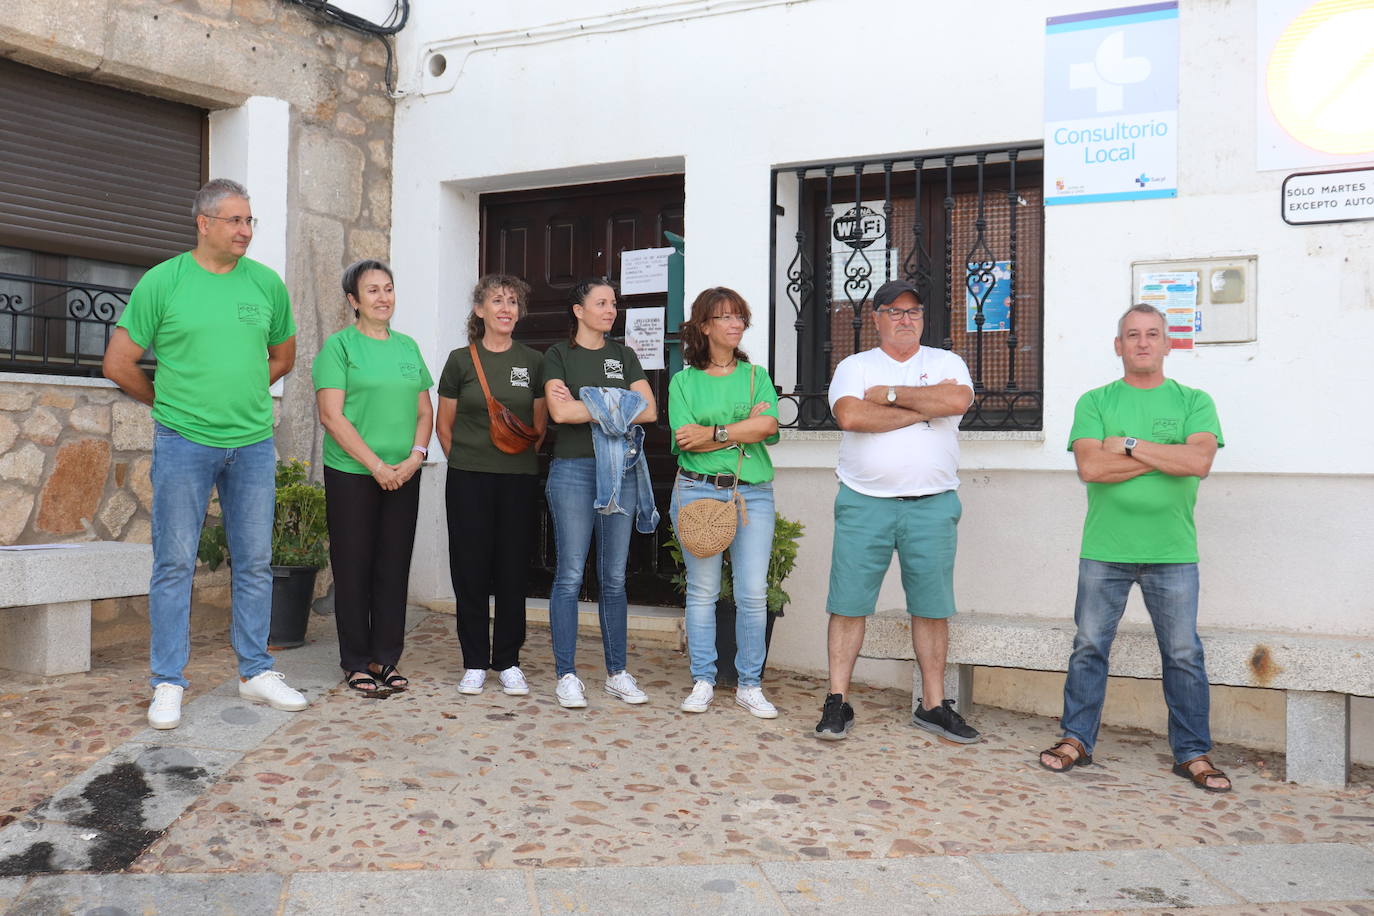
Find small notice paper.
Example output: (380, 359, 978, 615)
(625, 307, 665, 370)
(620, 247, 673, 295)
(1137, 270, 1199, 350)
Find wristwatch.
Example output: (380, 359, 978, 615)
(713, 425, 730, 443)
(886, 386, 898, 404)
(1123, 437, 1138, 457)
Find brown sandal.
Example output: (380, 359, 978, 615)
(1038, 736, 1092, 772)
(1172, 754, 1232, 793)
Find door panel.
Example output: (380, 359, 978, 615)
(481, 174, 686, 606)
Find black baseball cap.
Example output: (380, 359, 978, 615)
(873, 280, 923, 309)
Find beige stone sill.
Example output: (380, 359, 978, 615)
(780, 429, 1045, 442)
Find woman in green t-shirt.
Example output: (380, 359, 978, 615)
(543, 278, 657, 709)
(668, 287, 781, 720)
(314, 260, 434, 693)
(436, 275, 547, 700)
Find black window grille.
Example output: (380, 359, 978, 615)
(768, 145, 1045, 430)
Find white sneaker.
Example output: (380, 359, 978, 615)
(239, 671, 308, 711)
(147, 683, 184, 729)
(458, 669, 487, 695)
(604, 670, 648, 705)
(498, 666, 529, 696)
(556, 673, 587, 708)
(680, 680, 714, 713)
(735, 685, 778, 719)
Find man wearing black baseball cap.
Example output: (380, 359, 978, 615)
(815, 279, 980, 744)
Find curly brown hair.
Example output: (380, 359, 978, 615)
(681, 286, 751, 370)
(467, 274, 531, 342)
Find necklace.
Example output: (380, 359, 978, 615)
(709, 357, 737, 369)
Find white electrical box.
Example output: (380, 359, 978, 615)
(1130, 256, 1257, 345)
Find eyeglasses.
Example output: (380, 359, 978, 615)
(710, 314, 746, 325)
(203, 215, 259, 229)
(875, 306, 925, 320)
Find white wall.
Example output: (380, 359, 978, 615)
(390, 0, 1373, 641)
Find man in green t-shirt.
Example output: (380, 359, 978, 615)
(1039, 304, 1229, 793)
(103, 179, 308, 731)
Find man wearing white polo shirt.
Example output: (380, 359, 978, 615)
(814, 279, 979, 744)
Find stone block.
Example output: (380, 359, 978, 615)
(0, 485, 35, 545)
(36, 438, 110, 534)
(69, 404, 111, 433)
(130, 455, 153, 510)
(0, 413, 17, 454)
(0, 442, 45, 486)
(112, 400, 153, 450)
(366, 179, 391, 226)
(532, 865, 781, 916)
(356, 94, 391, 123)
(6, 873, 283, 912)
(230, 0, 277, 26)
(98, 489, 138, 538)
(335, 110, 367, 136)
(0, 541, 151, 606)
(21, 407, 61, 445)
(1285, 691, 1351, 787)
(288, 872, 527, 916)
(128, 694, 297, 752)
(38, 391, 75, 409)
(298, 127, 365, 219)
(977, 848, 1239, 911)
(124, 517, 152, 545)
(0, 389, 35, 411)
(1177, 843, 1374, 904)
(0, 0, 111, 73)
(349, 228, 390, 262)
(0, 599, 91, 675)
(763, 857, 1010, 915)
(368, 138, 390, 169)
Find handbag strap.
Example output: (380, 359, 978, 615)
(468, 343, 503, 421)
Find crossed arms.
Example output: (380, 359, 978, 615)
(1072, 433, 1218, 483)
(832, 380, 974, 433)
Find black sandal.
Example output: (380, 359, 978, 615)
(347, 671, 377, 692)
(374, 664, 408, 689)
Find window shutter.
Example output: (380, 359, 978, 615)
(0, 59, 205, 268)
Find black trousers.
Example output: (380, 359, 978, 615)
(324, 466, 422, 673)
(445, 468, 537, 671)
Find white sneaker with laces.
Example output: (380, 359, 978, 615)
(556, 673, 587, 708)
(147, 683, 184, 729)
(604, 670, 648, 704)
(498, 666, 529, 696)
(239, 671, 307, 711)
(458, 669, 487, 695)
(735, 685, 778, 719)
(680, 680, 714, 713)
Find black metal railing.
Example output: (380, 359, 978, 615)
(769, 145, 1045, 431)
(0, 272, 143, 377)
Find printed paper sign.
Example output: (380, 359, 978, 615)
(1137, 270, 1199, 349)
(625, 307, 665, 370)
(620, 247, 673, 295)
(966, 261, 1013, 332)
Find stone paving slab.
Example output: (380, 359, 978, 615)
(30, 743, 244, 832)
(1177, 842, 1374, 904)
(127, 693, 298, 752)
(5, 872, 283, 915)
(532, 863, 782, 915)
(285, 869, 530, 915)
(976, 848, 1240, 911)
(0, 819, 157, 877)
(0, 876, 25, 910)
(761, 857, 1015, 915)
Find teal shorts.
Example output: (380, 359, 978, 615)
(826, 483, 961, 619)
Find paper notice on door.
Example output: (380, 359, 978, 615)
(625, 307, 665, 370)
(620, 247, 673, 295)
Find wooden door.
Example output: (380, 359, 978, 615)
(480, 175, 685, 606)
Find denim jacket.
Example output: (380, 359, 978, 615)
(579, 386, 660, 534)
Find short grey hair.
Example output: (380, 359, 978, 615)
(192, 179, 250, 219)
(1117, 303, 1166, 336)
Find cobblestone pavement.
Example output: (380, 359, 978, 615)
(1, 609, 1371, 914)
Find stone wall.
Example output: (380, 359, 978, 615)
(0, 0, 397, 473)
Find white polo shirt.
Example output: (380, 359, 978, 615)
(827, 345, 972, 498)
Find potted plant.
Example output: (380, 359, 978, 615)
(665, 515, 804, 686)
(198, 459, 329, 648)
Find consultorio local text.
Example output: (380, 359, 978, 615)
(1286, 180, 1373, 210)
(1053, 120, 1169, 163)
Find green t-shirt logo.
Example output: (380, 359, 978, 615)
(1152, 417, 1182, 442)
(237, 303, 266, 327)
(510, 366, 530, 388)
(398, 361, 419, 380)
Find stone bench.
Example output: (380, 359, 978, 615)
(0, 542, 152, 676)
(861, 610, 1374, 788)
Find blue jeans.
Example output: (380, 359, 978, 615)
(1061, 559, 1211, 763)
(546, 457, 635, 677)
(669, 476, 775, 687)
(149, 422, 276, 688)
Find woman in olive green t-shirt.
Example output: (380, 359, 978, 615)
(314, 260, 434, 694)
(436, 275, 547, 700)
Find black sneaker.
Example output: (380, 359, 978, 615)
(814, 693, 854, 740)
(911, 698, 980, 744)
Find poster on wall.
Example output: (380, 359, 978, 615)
(1257, 0, 1374, 172)
(829, 199, 899, 303)
(1137, 269, 1199, 349)
(965, 261, 1012, 332)
(1044, 2, 1179, 205)
(624, 307, 665, 370)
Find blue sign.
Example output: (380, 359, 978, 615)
(966, 261, 1012, 332)
(1044, 3, 1179, 205)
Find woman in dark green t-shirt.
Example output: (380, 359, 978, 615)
(543, 278, 657, 709)
(314, 260, 434, 694)
(437, 275, 547, 700)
